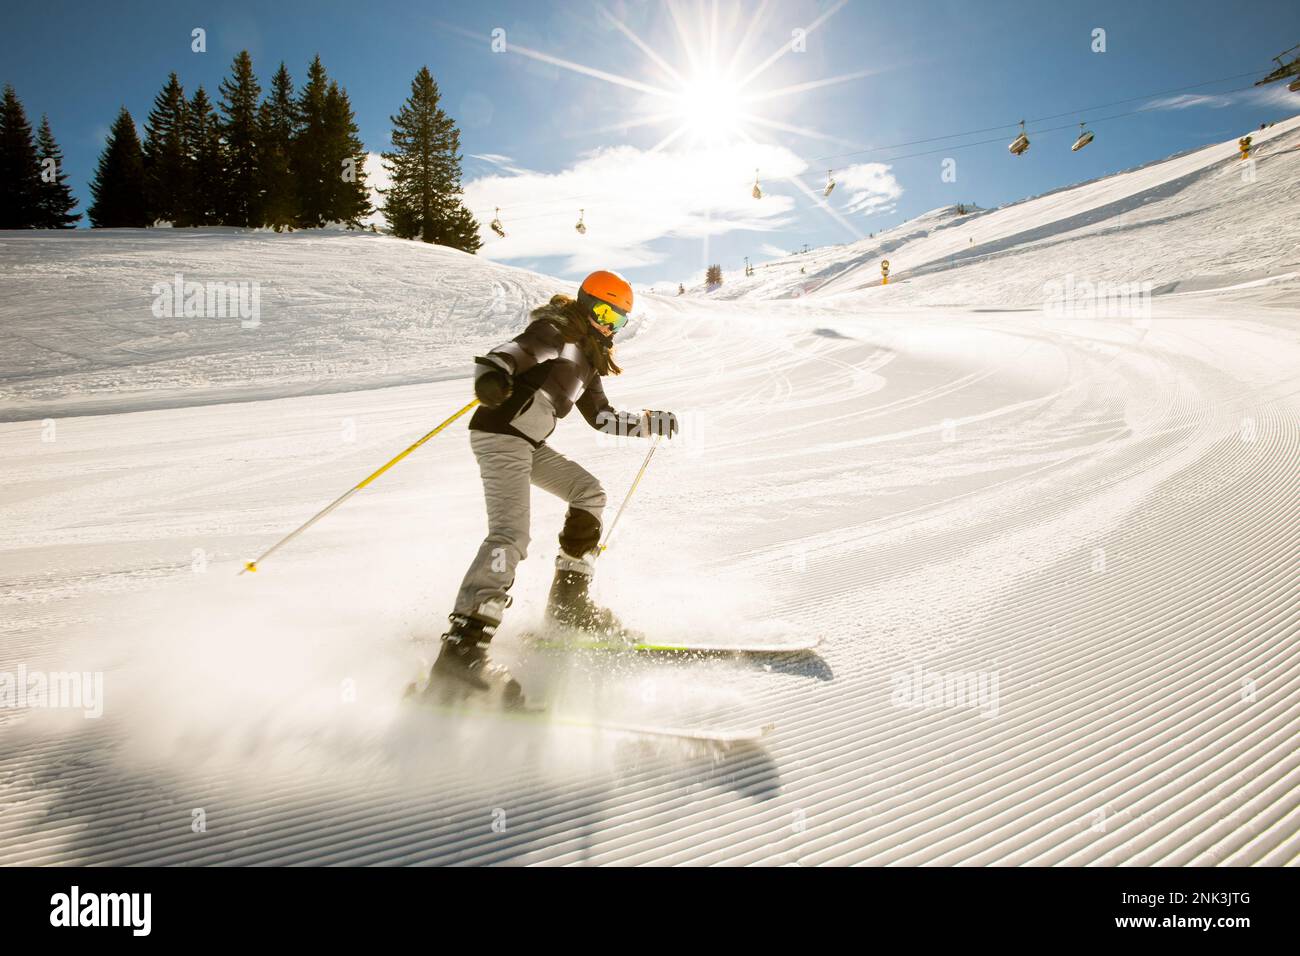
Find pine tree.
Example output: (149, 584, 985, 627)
(183, 86, 224, 225)
(87, 107, 148, 227)
(258, 62, 298, 231)
(142, 73, 188, 224)
(219, 50, 262, 226)
(381, 67, 479, 251)
(0, 85, 42, 228)
(706, 264, 723, 287)
(434, 203, 482, 251)
(33, 116, 80, 227)
(321, 81, 370, 226)
(293, 55, 331, 226)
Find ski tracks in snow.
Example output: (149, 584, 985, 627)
(2, 293, 1296, 864)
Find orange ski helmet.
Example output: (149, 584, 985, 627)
(577, 270, 633, 331)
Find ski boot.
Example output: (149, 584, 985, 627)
(545, 553, 636, 643)
(426, 614, 525, 708)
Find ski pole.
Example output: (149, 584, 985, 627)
(598, 434, 663, 555)
(241, 398, 480, 574)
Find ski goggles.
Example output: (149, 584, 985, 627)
(590, 301, 629, 332)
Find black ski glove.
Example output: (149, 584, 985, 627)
(641, 409, 679, 439)
(473, 356, 513, 408)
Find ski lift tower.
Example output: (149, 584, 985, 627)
(1255, 44, 1300, 86)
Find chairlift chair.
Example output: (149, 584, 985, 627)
(1071, 122, 1095, 152)
(752, 169, 762, 199)
(490, 208, 505, 238)
(575, 208, 586, 235)
(1009, 120, 1030, 156)
(824, 169, 836, 197)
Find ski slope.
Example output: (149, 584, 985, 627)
(1, 118, 1298, 866)
(704, 116, 1300, 305)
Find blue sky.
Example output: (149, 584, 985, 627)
(3, 0, 1298, 287)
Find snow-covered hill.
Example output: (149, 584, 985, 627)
(700, 115, 1300, 306)
(1, 117, 1298, 866)
(0, 230, 561, 421)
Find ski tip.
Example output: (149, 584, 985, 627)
(242, 561, 258, 574)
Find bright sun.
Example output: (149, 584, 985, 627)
(486, 2, 871, 231)
(675, 70, 745, 141)
(497, 4, 870, 158)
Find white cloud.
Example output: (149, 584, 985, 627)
(1250, 84, 1300, 109)
(361, 143, 891, 269)
(1145, 85, 1300, 112)
(462, 143, 805, 272)
(1146, 93, 1233, 110)
(836, 162, 902, 216)
(469, 153, 534, 175)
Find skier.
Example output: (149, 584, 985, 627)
(429, 270, 678, 705)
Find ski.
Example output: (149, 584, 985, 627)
(404, 682, 773, 743)
(521, 632, 821, 655)
(543, 711, 774, 744)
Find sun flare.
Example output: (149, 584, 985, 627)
(673, 69, 745, 142)
(486, 0, 869, 236)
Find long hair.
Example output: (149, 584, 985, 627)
(531, 294, 622, 376)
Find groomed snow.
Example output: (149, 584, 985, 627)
(0, 230, 561, 421)
(0, 116, 1297, 865)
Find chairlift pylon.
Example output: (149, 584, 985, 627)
(490, 207, 505, 238)
(752, 168, 762, 200)
(1255, 44, 1300, 86)
(575, 208, 586, 235)
(824, 169, 836, 197)
(1071, 122, 1095, 152)
(1009, 120, 1030, 156)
